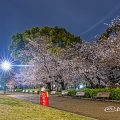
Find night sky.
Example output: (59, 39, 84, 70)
(0, 0, 120, 57)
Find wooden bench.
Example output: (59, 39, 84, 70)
(94, 92, 110, 99)
(75, 92, 85, 97)
(50, 91, 56, 95)
(61, 91, 68, 96)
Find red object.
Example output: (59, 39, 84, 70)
(40, 92, 49, 106)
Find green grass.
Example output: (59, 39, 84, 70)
(0, 95, 91, 120)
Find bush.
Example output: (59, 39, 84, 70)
(67, 89, 76, 96)
(110, 88, 120, 100)
(36, 90, 40, 94)
(79, 88, 110, 98)
(15, 89, 23, 92)
(66, 88, 120, 100)
(28, 89, 40, 94)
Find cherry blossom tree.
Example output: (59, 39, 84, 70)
(9, 21, 120, 89)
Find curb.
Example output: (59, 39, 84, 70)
(57, 95, 120, 103)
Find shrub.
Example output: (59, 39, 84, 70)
(110, 88, 120, 100)
(36, 90, 40, 94)
(80, 88, 110, 98)
(66, 88, 120, 100)
(15, 89, 23, 92)
(29, 89, 40, 94)
(67, 89, 76, 96)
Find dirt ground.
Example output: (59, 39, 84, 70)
(8, 93, 120, 120)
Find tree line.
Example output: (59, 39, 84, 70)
(8, 17, 120, 90)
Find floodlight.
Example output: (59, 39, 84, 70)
(79, 85, 84, 89)
(1, 60, 11, 71)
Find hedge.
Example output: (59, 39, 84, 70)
(14, 89, 40, 94)
(67, 88, 120, 100)
(67, 89, 76, 96)
(14, 89, 23, 92)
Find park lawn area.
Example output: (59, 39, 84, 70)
(0, 95, 90, 120)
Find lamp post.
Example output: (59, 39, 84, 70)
(1, 60, 11, 94)
(0, 59, 33, 94)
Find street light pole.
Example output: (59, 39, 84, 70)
(0, 60, 11, 94)
(3, 76, 6, 94)
(0, 59, 33, 94)
(3, 73, 8, 94)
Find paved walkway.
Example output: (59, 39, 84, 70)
(8, 93, 120, 120)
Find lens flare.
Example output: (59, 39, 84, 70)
(80, 85, 84, 89)
(0, 58, 33, 73)
(1, 60, 12, 71)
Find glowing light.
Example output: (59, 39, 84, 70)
(79, 85, 84, 89)
(12, 65, 33, 67)
(1, 60, 12, 71)
(0, 58, 33, 73)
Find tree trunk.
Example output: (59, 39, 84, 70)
(60, 81, 65, 90)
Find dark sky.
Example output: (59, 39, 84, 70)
(0, 0, 120, 57)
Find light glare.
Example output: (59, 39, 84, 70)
(1, 61, 11, 71)
(80, 85, 84, 89)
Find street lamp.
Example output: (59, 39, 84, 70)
(0, 59, 33, 94)
(79, 85, 84, 89)
(1, 60, 11, 71)
(0, 60, 12, 94)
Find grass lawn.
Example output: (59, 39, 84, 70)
(0, 95, 91, 120)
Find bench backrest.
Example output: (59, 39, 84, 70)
(97, 92, 110, 97)
(26, 90, 28, 92)
(62, 91, 68, 95)
(34, 90, 38, 93)
(76, 92, 85, 96)
(50, 91, 56, 95)
(30, 90, 33, 93)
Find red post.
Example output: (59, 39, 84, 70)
(40, 91, 49, 106)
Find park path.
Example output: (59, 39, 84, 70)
(8, 93, 120, 120)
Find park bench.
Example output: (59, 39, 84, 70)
(61, 91, 68, 96)
(25, 90, 29, 93)
(29, 90, 33, 93)
(34, 90, 38, 94)
(75, 92, 85, 98)
(33, 90, 39, 94)
(94, 92, 110, 100)
(50, 91, 56, 95)
(22, 90, 25, 92)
